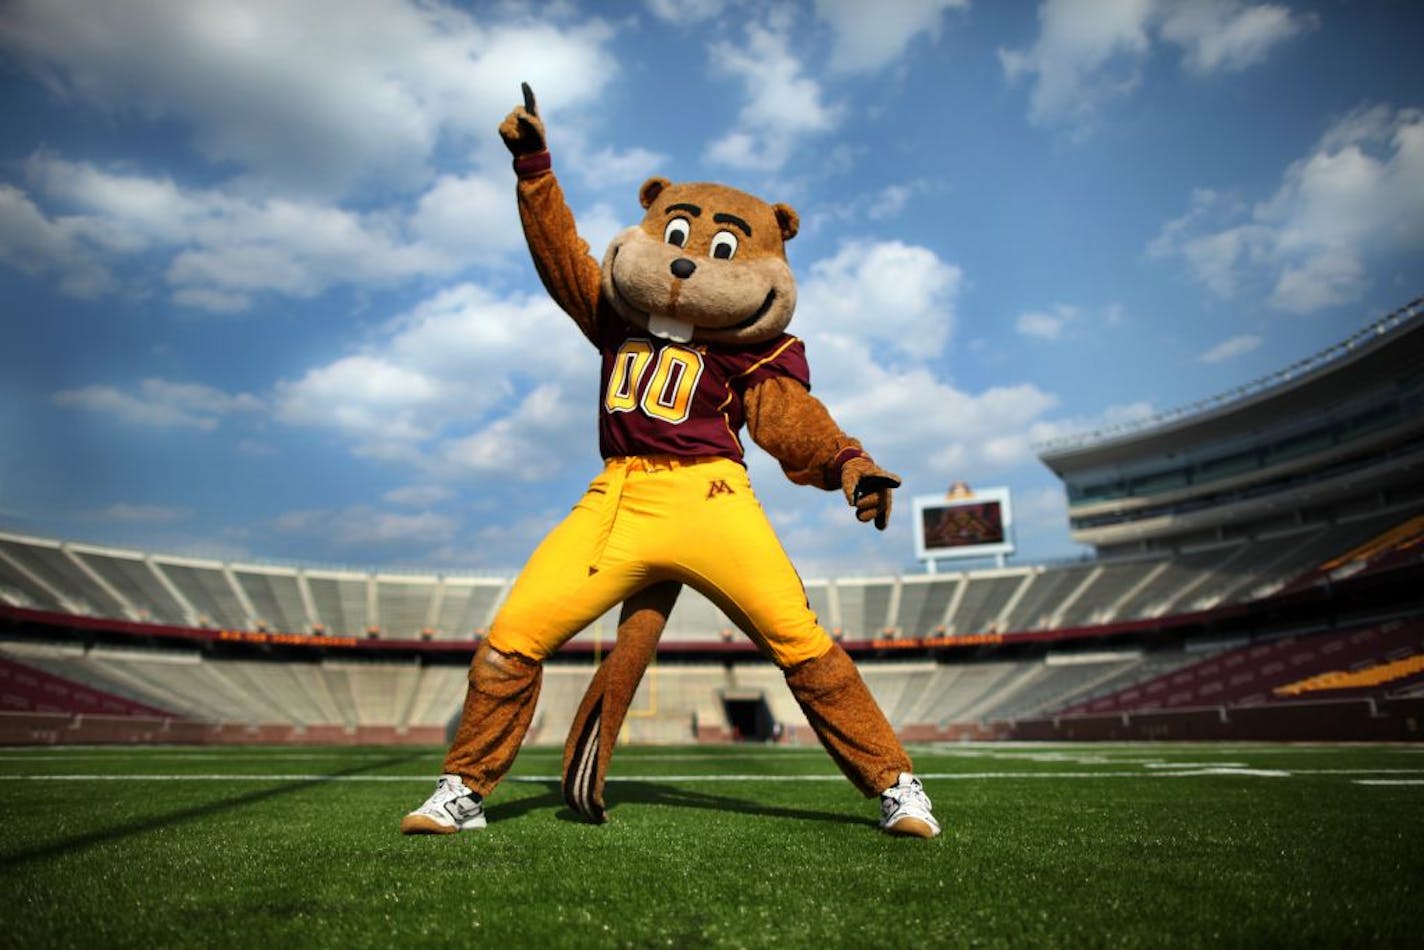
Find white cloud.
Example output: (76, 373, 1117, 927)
(1269, 250, 1367, 314)
(274, 355, 443, 453)
(273, 283, 593, 465)
(1261, 106, 1424, 252)
(1015, 305, 1078, 342)
(0, 183, 117, 297)
(1148, 189, 1275, 298)
(865, 180, 943, 222)
(1199, 333, 1262, 364)
(434, 384, 590, 481)
(1000, 0, 1310, 132)
(812, 0, 968, 74)
(167, 244, 320, 300)
(706, 23, 840, 171)
(803, 179, 946, 232)
(23, 157, 198, 247)
(383, 283, 590, 384)
(868, 184, 917, 221)
(798, 240, 962, 358)
(0, 0, 620, 197)
(1186, 229, 1267, 298)
(800, 334, 1061, 478)
(408, 173, 524, 267)
(52, 378, 263, 430)
(1159, 1, 1313, 74)
(999, 0, 1155, 131)
(643, 0, 728, 24)
(1151, 105, 1424, 312)
(18, 153, 521, 310)
(573, 146, 668, 188)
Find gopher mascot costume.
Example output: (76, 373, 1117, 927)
(402, 85, 939, 838)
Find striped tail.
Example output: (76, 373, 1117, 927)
(563, 696, 607, 822)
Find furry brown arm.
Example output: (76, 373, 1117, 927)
(500, 86, 602, 345)
(745, 376, 857, 490)
(745, 377, 901, 529)
(512, 167, 603, 346)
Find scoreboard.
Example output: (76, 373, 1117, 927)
(912, 485, 1015, 564)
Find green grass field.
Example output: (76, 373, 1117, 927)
(2, 742, 1421, 948)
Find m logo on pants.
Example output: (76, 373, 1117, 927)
(706, 479, 735, 499)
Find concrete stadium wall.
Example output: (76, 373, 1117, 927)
(1007, 696, 1424, 742)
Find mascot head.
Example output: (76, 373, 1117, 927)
(602, 177, 799, 345)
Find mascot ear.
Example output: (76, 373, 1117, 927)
(774, 202, 800, 242)
(639, 176, 672, 210)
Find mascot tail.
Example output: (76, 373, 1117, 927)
(562, 580, 681, 822)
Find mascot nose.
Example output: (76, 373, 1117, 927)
(670, 258, 697, 279)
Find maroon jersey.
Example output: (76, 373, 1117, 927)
(595, 311, 811, 464)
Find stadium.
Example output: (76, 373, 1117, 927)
(4, 300, 1422, 946)
(4, 1, 1423, 943)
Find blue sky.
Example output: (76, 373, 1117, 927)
(1, 0, 1421, 576)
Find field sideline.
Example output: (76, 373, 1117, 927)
(3, 742, 1421, 948)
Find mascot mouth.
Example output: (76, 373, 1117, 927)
(610, 265, 777, 335)
(728, 289, 777, 331)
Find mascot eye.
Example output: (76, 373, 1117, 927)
(664, 217, 691, 248)
(710, 230, 739, 260)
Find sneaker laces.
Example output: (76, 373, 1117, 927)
(428, 774, 474, 807)
(436, 774, 466, 794)
(884, 773, 932, 810)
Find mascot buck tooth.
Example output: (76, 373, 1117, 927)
(401, 85, 940, 839)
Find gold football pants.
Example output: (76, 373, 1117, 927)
(489, 456, 832, 669)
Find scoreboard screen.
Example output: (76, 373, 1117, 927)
(912, 487, 1015, 561)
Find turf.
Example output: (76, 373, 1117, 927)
(2, 742, 1421, 948)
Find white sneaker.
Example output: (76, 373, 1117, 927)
(879, 772, 941, 838)
(400, 774, 487, 835)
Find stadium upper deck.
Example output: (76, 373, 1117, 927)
(1038, 297, 1424, 556)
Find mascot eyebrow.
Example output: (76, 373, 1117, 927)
(715, 212, 752, 236)
(663, 202, 753, 237)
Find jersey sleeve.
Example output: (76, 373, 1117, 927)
(733, 335, 811, 396)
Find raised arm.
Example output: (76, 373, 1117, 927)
(499, 83, 603, 345)
(745, 376, 902, 530)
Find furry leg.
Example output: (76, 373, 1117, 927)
(442, 639, 544, 797)
(783, 642, 912, 797)
(562, 581, 680, 822)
